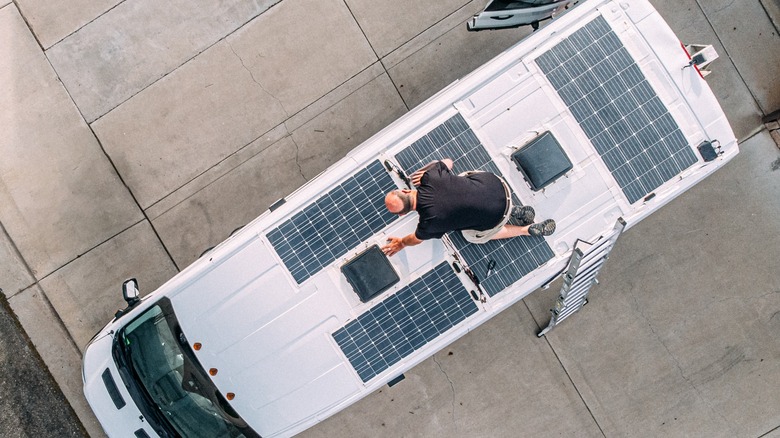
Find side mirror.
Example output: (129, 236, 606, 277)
(122, 278, 140, 307)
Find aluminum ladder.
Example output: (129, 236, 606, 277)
(538, 218, 626, 337)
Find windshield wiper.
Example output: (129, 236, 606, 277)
(176, 330, 212, 400)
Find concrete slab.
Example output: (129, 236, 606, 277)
(92, 0, 377, 210)
(38, 220, 177, 350)
(344, 0, 470, 58)
(698, 0, 780, 115)
(14, 0, 120, 49)
(0, 2, 10, 9)
(145, 124, 290, 222)
(91, 40, 289, 210)
(144, 64, 391, 240)
(380, 0, 481, 70)
(151, 71, 405, 268)
(45, 0, 282, 122)
(650, 0, 763, 141)
(386, 7, 533, 109)
(225, 0, 377, 116)
(0, 5, 142, 278)
(8, 286, 104, 438)
(291, 73, 408, 179)
(532, 278, 736, 436)
(285, 62, 389, 132)
(301, 302, 602, 437)
(0, 222, 34, 298)
(152, 136, 306, 268)
(525, 130, 780, 436)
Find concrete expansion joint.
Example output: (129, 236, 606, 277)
(432, 355, 457, 424)
(226, 40, 289, 118)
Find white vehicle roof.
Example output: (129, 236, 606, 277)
(150, 0, 737, 435)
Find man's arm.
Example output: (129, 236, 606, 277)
(410, 158, 454, 186)
(381, 233, 423, 256)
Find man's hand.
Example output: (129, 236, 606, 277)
(410, 168, 426, 186)
(381, 237, 405, 257)
(382, 234, 423, 256)
(410, 159, 453, 186)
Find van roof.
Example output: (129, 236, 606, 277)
(165, 1, 737, 435)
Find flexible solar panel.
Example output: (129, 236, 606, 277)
(333, 262, 479, 383)
(394, 113, 554, 297)
(267, 160, 397, 284)
(536, 15, 698, 204)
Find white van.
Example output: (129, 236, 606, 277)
(82, 0, 738, 436)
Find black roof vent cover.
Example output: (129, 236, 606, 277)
(511, 131, 572, 191)
(341, 245, 399, 303)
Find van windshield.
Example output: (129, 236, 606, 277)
(114, 298, 259, 438)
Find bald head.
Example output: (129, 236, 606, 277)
(385, 190, 414, 215)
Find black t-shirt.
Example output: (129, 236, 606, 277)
(414, 162, 507, 240)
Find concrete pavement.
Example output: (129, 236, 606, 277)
(1, 0, 779, 437)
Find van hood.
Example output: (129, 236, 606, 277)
(170, 237, 361, 437)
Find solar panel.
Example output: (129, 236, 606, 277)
(394, 113, 554, 297)
(333, 262, 479, 383)
(267, 160, 398, 284)
(536, 15, 698, 204)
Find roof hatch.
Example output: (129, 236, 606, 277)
(341, 245, 399, 303)
(511, 131, 573, 191)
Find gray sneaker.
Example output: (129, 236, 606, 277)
(528, 219, 556, 237)
(511, 205, 535, 226)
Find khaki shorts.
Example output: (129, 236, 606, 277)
(459, 171, 513, 244)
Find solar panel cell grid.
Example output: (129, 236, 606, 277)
(267, 160, 398, 284)
(333, 262, 479, 383)
(536, 15, 698, 204)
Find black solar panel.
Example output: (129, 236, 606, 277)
(333, 262, 479, 383)
(536, 15, 698, 204)
(394, 113, 554, 297)
(267, 160, 398, 284)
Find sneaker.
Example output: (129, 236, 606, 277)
(511, 205, 535, 226)
(528, 219, 556, 237)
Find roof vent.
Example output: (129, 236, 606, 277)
(511, 131, 572, 191)
(341, 245, 399, 303)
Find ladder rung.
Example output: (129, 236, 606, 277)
(556, 307, 581, 322)
(578, 253, 608, 271)
(538, 219, 625, 336)
(579, 243, 612, 264)
(561, 287, 591, 305)
(562, 274, 597, 297)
